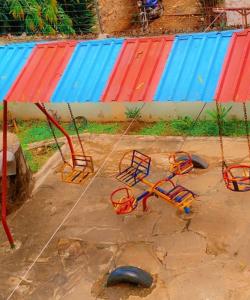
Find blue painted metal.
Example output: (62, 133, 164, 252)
(154, 31, 236, 102)
(0, 43, 35, 101)
(52, 38, 124, 103)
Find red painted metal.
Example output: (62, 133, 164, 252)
(101, 36, 174, 102)
(35, 103, 75, 166)
(6, 41, 77, 103)
(216, 30, 250, 103)
(2, 100, 15, 248)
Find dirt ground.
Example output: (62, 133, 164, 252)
(1, 134, 250, 299)
(100, 0, 202, 34)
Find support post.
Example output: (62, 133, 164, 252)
(35, 103, 75, 165)
(2, 100, 15, 248)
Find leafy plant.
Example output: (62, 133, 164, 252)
(0, 0, 96, 35)
(125, 107, 142, 120)
(139, 120, 167, 135)
(206, 105, 232, 123)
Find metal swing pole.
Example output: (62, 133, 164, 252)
(35, 103, 75, 164)
(2, 100, 15, 248)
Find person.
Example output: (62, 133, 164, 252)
(143, 0, 159, 9)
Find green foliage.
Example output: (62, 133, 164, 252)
(17, 120, 121, 149)
(125, 107, 142, 120)
(139, 120, 167, 135)
(59, 0, 96, 34)
(86, 122, 121, 134)
(0, 0, 96, 35)
(206, 105, 232, 123)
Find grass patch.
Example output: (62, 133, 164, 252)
(11, 117, 250, 173)
(17, 120, 121, 148)
(87, 122, 121, 134)
(170, 117, 249, 137)
(138, 121, 168, 135)
(23, 145, 58, 173)
(133, 117, 250, 137)
(16, 120, 121, 172)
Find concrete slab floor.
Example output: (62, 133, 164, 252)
(1, 134, 250, 300)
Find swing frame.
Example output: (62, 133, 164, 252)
(216, 102, 250, 192)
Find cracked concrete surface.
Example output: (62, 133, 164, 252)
(1, 134, 250, 300)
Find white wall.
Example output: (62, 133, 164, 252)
(5, 102, 250, 122)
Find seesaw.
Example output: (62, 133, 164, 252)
(110, 150, 207, 215)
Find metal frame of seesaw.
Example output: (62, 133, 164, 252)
(136, 177, 195, 213)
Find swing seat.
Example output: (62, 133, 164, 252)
(169, 151, 193, 175)
(223, 165, 250, 192)
(152, 178, 194, 214)
(116, 150, 151, 187)
(61, 154, 94, 184)
(111, 187, 138, 214)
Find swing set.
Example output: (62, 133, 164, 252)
(37, 103, 94, 184)
(111, 149, 196, 215)
(216, 102, 250, 192)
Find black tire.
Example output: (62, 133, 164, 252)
(177, 154, 209, 169)
(107, 266, 153, 288)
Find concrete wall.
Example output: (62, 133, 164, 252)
(6, 102, 250, 122)
(226, 0, 250, 26)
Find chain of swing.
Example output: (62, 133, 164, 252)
(42, 103, 86, 165)
(216, 101, 250, 175)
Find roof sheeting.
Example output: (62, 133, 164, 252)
(215, 30, 250, 103)
(154, 31, 235, 102)
(52, 39, 124, 103)
(6, 41, 76, 103)
(0, 43, 35, 101)
(101, 36, 174, 102)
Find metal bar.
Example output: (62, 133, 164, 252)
(2, 100, 15, 248)
(35, 103, 75, 165)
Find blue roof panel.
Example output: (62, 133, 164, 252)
(0, 43, 35, 101)
(154, 31, 235, 102)
(52, 38, 124, 103)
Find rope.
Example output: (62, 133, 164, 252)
(42, 104, 67, 164)
(243, 102, 250, 160)
(67, 103, 85, 156)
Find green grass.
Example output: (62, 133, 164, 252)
(138, 120, 168, 135)
(135, 117, 250, 137)
(16, 120, 121, 172)
(23, 144, 58, 173)
(170, 117, 249, 137)
(11, 118, 250, 173)
(17, 120, 121, 148)
(87, 122, 121, 134)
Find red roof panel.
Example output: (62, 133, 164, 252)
(216, 30, 250, 103)
(101, 36, 174, 102)
(6, 41, 76, 103)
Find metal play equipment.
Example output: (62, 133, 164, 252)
(111, 150, 197, 215)
(39, 103, 94, 184)
(216, 102, 250, 192)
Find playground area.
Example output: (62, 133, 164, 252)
(1, 134, 250, 300)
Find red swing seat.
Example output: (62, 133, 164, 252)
(223, 165, 250, 192)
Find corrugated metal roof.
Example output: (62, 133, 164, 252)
(215, 30, 250, 103)
(6, 41, 76, 103)
(101, 37, 174, 102)
(154, 31, 235, 102)
(0, 43, 35, 101)
(52, 39, 124, 103)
